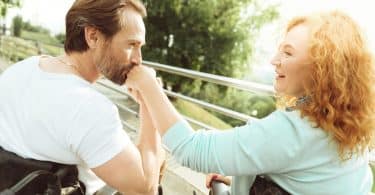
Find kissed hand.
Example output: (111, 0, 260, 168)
(127, 77, 163, 105)
(125, 65, 157, 91)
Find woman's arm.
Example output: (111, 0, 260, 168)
(125, 66, 183, 135)
(126, 66, 300, 176)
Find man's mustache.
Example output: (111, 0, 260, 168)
(114, 63, 138, 85)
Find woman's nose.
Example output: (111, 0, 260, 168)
(270, 53, 281, 67)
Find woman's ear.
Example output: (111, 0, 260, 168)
(84, 26, 103, 49)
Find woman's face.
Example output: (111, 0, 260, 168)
(271, 24, 313, 97)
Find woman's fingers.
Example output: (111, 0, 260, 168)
(127, 87, 143, 104)
(205, 173, 231, 188)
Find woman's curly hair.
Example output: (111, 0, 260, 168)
(280, 11, 375, 159)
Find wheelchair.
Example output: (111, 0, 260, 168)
(209, 181, 230, 195)
(209, 176, 290, 195)
(0, 146, 84, 195)
(0, 147, 163, 195)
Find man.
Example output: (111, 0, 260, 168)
(0, 0, 163, 194)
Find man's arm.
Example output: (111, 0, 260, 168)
(92, 102, 162, 194)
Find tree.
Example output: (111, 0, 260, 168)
(55, 33, 66, 44)
(142, 0, 279, 125)
(11, 15, 22, 37)
(143, 0, 278, 91)
(0, 0, 21, 18)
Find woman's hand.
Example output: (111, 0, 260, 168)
(206, 173, 231, 188)
(125, 65, 157, 91)
(127, 77, 163, 105)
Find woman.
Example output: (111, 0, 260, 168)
(126, 11, 375, 194)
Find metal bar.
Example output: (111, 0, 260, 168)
(121, 120, 137, 132)
(106, 95, 128, 100)
(144, 61, 275, 95)
(97, 77, 256, 122)
(96, 80, 130, 97)
(164, 90, 254, 122)
(113, 102, 138, 117)
(182, 114, 218, 130)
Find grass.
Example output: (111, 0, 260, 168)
(0, 35, 38, 62)
(173, 99, 232, 130)
(21, 30, 62, 46)
(0, 34, 63, 63)
(371, 163, 375, 192)
(41, 43, 64, 55)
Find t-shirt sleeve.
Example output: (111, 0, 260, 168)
(67, 94, 131, 168)
(162, 110, 303, 175)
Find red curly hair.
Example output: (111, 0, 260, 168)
(279, 11, 375, 159)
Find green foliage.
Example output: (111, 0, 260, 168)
(21, 30, 61, 46)
(0, 0, 20, 18)
(55, 33, 66, 45)
(173, 99, 232, 130)
(143, 0, 278, 89)
(142, 0, 278, 124)
(11, 15, 22, 37)
(0, 36, 38, 62)
(22, 21, 50, 35)
(193, 82, 276, 126)
(371, 163, 375, 192)
(0, 35, 63, 63)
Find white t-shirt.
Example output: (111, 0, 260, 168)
(0, 56, 131, 194)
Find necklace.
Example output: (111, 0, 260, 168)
(55, 56, 84, 79)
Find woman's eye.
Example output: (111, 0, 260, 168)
(283, 51, 292, 56)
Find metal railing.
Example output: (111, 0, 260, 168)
(96, 62, 274, 131)
(143, 61, 275, 96)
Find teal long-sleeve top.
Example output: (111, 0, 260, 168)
(162, 110, 372, 195)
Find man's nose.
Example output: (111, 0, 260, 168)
(130, 48, 142, 66)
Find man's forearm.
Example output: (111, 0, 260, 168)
(135, 104, 163, 192)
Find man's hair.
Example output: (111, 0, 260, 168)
(64, 0, 146, 53)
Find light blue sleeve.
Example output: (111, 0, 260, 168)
(162, 110, 303, 176)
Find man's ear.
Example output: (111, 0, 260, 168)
(84, 26, 103, 49)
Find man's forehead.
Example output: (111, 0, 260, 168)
(125, 35, 146, 45)
(118, 10, 146, 44)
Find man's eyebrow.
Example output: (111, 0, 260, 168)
(127, 39, 146, 45)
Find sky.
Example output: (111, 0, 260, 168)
(250, 0, 375, 83)
(5, 0, 75, 34)
(4, 0, 375, 83)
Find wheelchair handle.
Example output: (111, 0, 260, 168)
(209, 180, 230, 195)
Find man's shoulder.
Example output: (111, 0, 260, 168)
(1, 56, 37, 76)
(67, 84, 116, 114)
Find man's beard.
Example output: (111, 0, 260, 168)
(96, 49, 136, 85)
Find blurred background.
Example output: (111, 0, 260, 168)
(1, 0, 374, 194)
(1, 1, 374, 125)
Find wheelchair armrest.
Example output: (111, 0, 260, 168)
(209, 181, 230, 195)
(0, 170, 59, 195)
